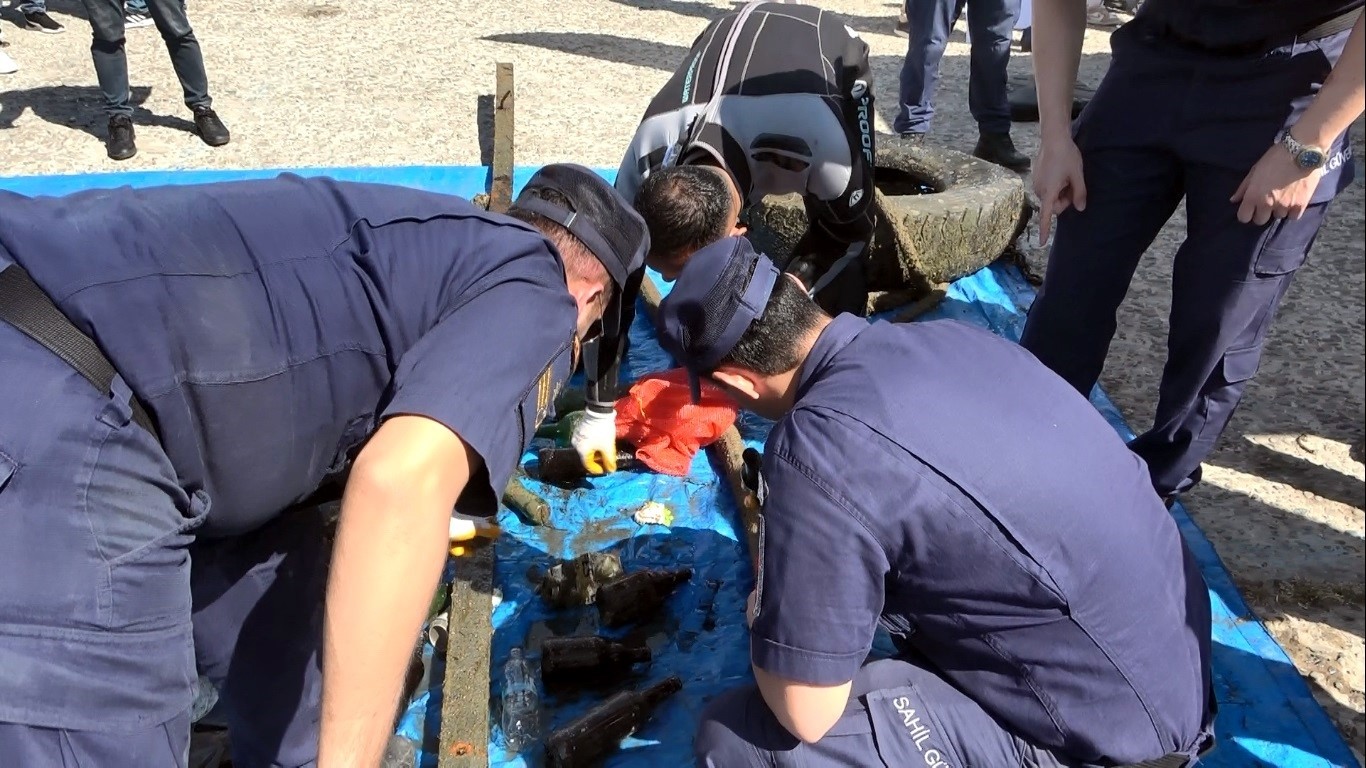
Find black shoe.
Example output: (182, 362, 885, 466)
(1020, 26, 1032, 52)
(192, 105, 230, 147)
(972, 132, 1031, 172)
(22, 10, 65, 33)
(106, 115, 136, 161)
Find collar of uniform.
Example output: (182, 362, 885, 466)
(794, 314, 867, 400)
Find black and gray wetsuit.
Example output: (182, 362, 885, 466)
(585, 1, 877, 411)
(615, 1, 877, 246)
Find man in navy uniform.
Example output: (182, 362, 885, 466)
(0, 165, 647, 767)
(1022, 0, 1363, 503)
(657, 237, 1215, 767)
(564, 1, 879, 481)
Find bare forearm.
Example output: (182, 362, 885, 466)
(1032, 0, 1089, 143)
(319, 477, 450, 766)
(1293, 15, 1365, 148)
(318, 416, 474, 768)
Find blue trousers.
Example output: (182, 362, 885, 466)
(695, 658, 1089, 767)
(1018, 20, 1355, 498)
(0, 323, 327, 767)
(895, 0, 1021, 135)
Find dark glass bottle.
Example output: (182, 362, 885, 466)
(544, 676, 683, 768)
(541, 636, 651, 688)
(536, 447, 638, 484)
(595, 567, 693, 628)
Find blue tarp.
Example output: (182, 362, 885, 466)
(1, 165, 1357, 768)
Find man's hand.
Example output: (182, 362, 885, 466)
(319, 415, 476, 768)
(746, 589, 759, 628)
(1231, 143, 1324, 225)
(1032, 136, 1088, 245)
(570, 406, 618, 474)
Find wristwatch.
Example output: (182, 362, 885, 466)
(1280, 130, 1329, 170)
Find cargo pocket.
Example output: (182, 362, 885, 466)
(1218, 346, 1262, 387)
(104, 488, 211, 629)
(864, 687, 962, 768)
(1252, 206, 1324, 277)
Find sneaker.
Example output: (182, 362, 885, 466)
(0, 47, 16, 76)
(898, 132, 927, 146)
(192, 105, 230, 147)
(107, 115, 137, 161)
(1086, 7, 1123, 26)
(125, 11, 153, 29)
(894, 8, 909, 36)
(972, 132, 1031, 172)
(22, 10, 65, 32)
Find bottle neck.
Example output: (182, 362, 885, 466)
(638, 676, 683, 708)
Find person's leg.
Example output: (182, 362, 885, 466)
(695, 658, 1044, 767)
(965, 0, 1029, 169)
(192, 505, 333, 767)
(141, 0, 229, 145)
(1119, 27, 1354, 498)
(141, 0, 209, 110)
(18, 0, 67, 33)
(1019, 27, 1187, 396)
(125, 0, 155, 29)
(965, 0, 1018, 135)
(78, 0, 133, 119)
(1129, 173, 1332, 497)
(894, 0, 955, 136)
(0, 323, 206, 764)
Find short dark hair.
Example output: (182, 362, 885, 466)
(716, 272, 825, 376)
(635, 165, 733, 261)
(508, 188, 610, 309)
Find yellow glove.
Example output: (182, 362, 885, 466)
(448, 515, 501, 557)
(569, 407, 618, 475)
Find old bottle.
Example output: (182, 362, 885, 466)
(541, 636, 652, 688)
(536, 446, 638, 484)
(544, 676, 683, 768)
(595, 567, 693, 628)
(501, 647, 541, 753)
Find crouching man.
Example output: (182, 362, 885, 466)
(655, 237, 1217, 767)
(0, 165, 647, 767)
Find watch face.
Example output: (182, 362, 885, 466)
(1298, 150, 1325, 169)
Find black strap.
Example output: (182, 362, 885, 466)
(0, 265, 160, 441)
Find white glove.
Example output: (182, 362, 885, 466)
(569, 407, 619, 474)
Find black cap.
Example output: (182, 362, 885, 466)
(513, 163, 648, 289)
(657, 236, 780, 401)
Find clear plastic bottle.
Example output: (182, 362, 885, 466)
(500, 647, 541, 753)
(380, 734, 418, 768)
(189, 676, 219, 723)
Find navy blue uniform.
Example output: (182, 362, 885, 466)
(0, 176, 578, 764)
(695, 315, 1214, 766)
(1020, 1, 1361, 498)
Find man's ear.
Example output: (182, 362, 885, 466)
(711, 367, 760, 402)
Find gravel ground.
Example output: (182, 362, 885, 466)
(2, 0, 1362, 759)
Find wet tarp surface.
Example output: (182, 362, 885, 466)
(0, 166, 1357, 768)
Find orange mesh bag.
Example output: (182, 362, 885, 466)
(614, 367, 739, 476)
